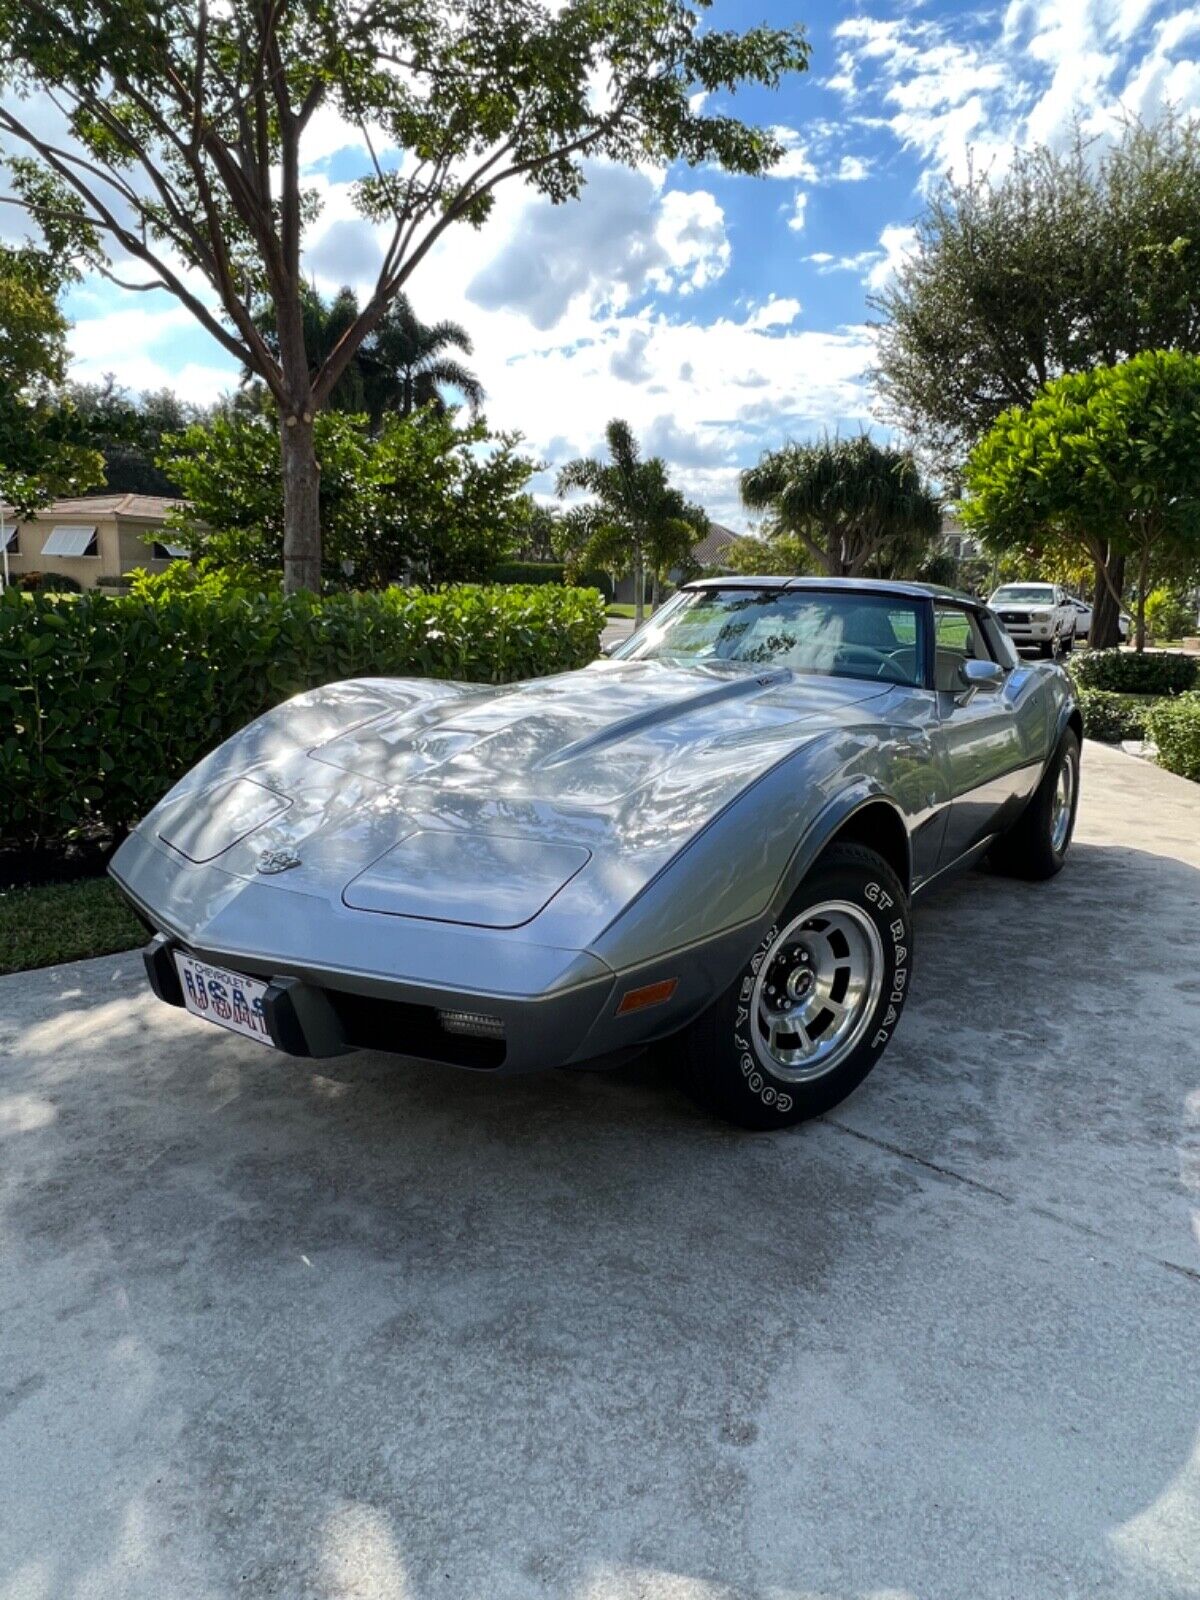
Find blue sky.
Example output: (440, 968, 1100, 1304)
(48, 0, 1200, 525)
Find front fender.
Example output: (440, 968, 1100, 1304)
(588, 726, 922, 980)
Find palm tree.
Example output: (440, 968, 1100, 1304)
(741, 434, 941, 577)
(359, 293, 485, 427)
(250, 286, 483, 428)
(556, 419, 707, 626)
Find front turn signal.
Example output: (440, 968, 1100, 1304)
(616, 978, 678, 1016)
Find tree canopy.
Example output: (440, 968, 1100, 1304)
(740, 434, 941, 578)
(873, 112, 1200, 480)
(0, 0, 809, 591)
(0, 242, 102, 518)
(960, 350, 1200, 650)
(556, 419, 707, 624)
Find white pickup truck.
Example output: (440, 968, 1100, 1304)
(988, 583, 1077, 657)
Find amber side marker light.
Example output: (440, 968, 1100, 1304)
(616, 978, 678, 1016)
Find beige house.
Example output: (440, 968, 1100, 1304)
(0, 493, 188, 590)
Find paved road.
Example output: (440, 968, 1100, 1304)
(2, 742, 1199, 1600)
(600, 615, 635, 651)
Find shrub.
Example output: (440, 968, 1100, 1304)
(16, 570, 82, 593)
(1077, 688, 1154, 744)
(1071, 648, 1197, 694)
(1145, 692, 1200, 782)
(0, 582, 607, 848)
(125, 558, 271, 599)
(1144, 587, 1197, 643)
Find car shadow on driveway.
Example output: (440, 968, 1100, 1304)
(2, 838, 1200, 1599)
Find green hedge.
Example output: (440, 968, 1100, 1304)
(1077, 688, 1155, 744)
(489, 561, 614, 597)
(1071, 649, 1197, 694)
(0, 583, 606, 848)
(1146, 692, 1200, 782)
(489, 560, 566, 585)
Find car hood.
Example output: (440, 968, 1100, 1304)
(309, 658, 886, 802)
(137, 660, 898, 944)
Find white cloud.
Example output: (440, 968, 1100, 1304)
(865, 225, 919, 292)
(744, 298, 802, 331)
(834, 155, 873, 182)
(768, 125, 874, 186)
(609, 327, 653, 383)
(828, 2, 1200, 187)
(767, 126, 819, 181)
(786, 192, 809, 232)
(462, 164, 729, 330)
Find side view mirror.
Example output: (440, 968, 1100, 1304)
(956, 658, 1005, 702)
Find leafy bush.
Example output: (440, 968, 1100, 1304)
(1077, 688, 1154, 743)
(1071, 648, 1197, 694)
(1144, 587, 1196, 643)
(1146, 692, 1200, 782)
(125, 557, 271, 599)
(159, 407, 537, 588)
(15, 570, 82, 593)
(0, 583, 606, 847)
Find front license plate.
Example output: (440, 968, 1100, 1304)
(174, 953, 275, 1048)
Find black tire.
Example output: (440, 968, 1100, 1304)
(1059, 628, 1074, 654)
(1038, 639, 1054, 658)
(678, 845, 913, 1131)
(989, 728, 1080, 881)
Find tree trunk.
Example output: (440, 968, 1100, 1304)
(1135, 542, 1150, 654)
(633, 547, 645, 627)
(280, 415, 322, 594)
(1089, 549, 1126, 650)
(650, 569, 660, 612)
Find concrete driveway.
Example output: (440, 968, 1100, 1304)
(2, 742, 1198, 1600)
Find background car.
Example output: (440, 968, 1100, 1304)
(1067, 593, 1131, 643)
(988, 583, 1077, 656)
(112, 579, 1081, 1132)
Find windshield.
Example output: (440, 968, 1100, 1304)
(612, 588, 926, 686)
(992, 586, 1055, 604)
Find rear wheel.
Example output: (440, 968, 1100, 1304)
(989, 729, 1080, 880)
(678, 845, 912, 1130)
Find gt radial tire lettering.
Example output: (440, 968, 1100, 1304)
(867, 884, 910, 1048)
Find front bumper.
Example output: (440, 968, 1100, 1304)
(134, 918, 628, 1073)
(112, 820, 748, 1076)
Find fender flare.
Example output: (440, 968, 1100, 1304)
(768, 784, 912, 925)
(1054, 694, 1084, 751)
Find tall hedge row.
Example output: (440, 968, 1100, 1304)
(1071, 648, 1197, 695)
(0, 583, 606, 848)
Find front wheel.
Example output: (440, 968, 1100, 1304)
(989, 729, 1080, 880)
(677, 845, 913, 1130)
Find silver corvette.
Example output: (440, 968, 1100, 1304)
(111, 578, 1081, 1128)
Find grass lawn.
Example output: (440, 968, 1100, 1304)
(0, 877, 146, 976)
(606, 602, 639, 619)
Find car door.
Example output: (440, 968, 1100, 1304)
(931, 602, 1041, 865)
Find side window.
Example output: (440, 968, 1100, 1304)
(933, 604, 994, 692)
(980, 612, 1019, 670)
